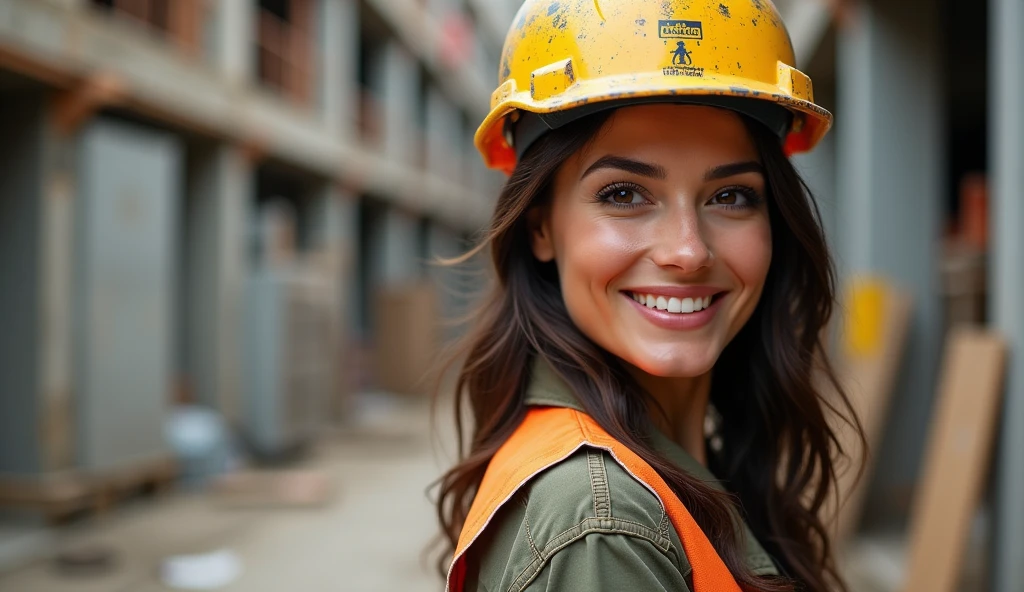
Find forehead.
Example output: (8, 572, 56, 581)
(569, 104, 760, 177)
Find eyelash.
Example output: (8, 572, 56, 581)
(595, 183, 765, 210)
(712, 185, 765, 210)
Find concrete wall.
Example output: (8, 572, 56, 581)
(74, 118, 181, 470)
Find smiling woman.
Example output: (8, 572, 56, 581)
(435, 2, 862, 592)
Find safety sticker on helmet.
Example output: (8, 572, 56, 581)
(658, 20, 704, 39)
(665, 42, 704, 78)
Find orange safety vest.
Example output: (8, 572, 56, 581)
(446, 406, 742, 592)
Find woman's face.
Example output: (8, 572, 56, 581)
(531, 104, 772, 378)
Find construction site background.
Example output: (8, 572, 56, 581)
(1, 1, 1023, 591)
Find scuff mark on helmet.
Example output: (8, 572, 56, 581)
(514, 10, 527, 31)
(718, 3, 731, 18)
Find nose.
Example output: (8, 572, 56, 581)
(649, 208, 713, 272)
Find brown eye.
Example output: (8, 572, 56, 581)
(708, 188, 760, 209)
(601, 186, 646, 206)
(612, 189, 637, 203)
(714, 190, 739, 205)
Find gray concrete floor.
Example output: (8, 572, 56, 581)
(0, 393, 455, 592)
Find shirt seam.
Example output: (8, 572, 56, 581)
(521, 508, 543, 562)
(506, 517, 674, 592)
(587, 449, 611, 519)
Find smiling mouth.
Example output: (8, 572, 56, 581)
(624, 291, 723, 315)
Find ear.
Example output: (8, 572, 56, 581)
(527, 206, 556, 263)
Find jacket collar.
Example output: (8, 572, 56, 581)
(525, 358, 717, 487)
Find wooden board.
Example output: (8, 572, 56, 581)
(901, 328, 1006, 592)
(824, 278, 914, 546)
(0, 457, 177, 523)
(373, 281, 440, 396)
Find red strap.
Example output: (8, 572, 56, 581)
(446, 407, 741, 592)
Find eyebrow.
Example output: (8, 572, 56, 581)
(581, 155, 765, 182)
(582, 156, 667, 180)
(704, 161, 765, 181)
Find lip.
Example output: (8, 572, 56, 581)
(622, 290, 725, 331)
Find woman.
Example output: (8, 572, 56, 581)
(437, 1, 861, 591)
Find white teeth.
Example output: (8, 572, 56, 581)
(631, 292, 717, 315)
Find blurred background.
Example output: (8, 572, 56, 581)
(0, 0, 1021, 591)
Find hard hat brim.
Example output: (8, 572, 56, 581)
(475, 70, 833, 174)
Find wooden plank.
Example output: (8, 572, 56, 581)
(0, 457, 178, 523)
(824, 278, 914, 546)
(901, 328, 1007, 592)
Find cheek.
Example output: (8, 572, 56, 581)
(715, 218, 773, 299)
(555, 219, 641, 328)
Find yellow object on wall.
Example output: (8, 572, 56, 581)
(845, 278, 888, 358)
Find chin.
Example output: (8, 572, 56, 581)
(627, 348, 720, 379)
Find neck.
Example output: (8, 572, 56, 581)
(629, 369, 712, 466)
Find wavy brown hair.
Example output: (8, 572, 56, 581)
(435, 110, 863, 592)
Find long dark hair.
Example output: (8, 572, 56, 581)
(435, 109, 862, 592)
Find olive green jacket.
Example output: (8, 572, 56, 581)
(461, 362, 779, 592)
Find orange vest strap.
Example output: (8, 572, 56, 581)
(446, 407, 741, 592)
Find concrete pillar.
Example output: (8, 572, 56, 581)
(792, 130, 838, 257)
(0, 93, 48, 474)
(306, 183, 359, 333)
(990, 0, 1024, 587)
(210, 0, 254, 85)
(426, 222, 467, 341)
(182, 145, 251, 422)
(835, 0, 945, 524)
(319, 0, 359, 140)
(306, 184, 359, 414)
(370, 206, 422, 288)
(425, 87, 462, 180)
(371, 42, 419, 164)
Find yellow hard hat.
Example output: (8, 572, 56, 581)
(475, 0, 833, 174)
